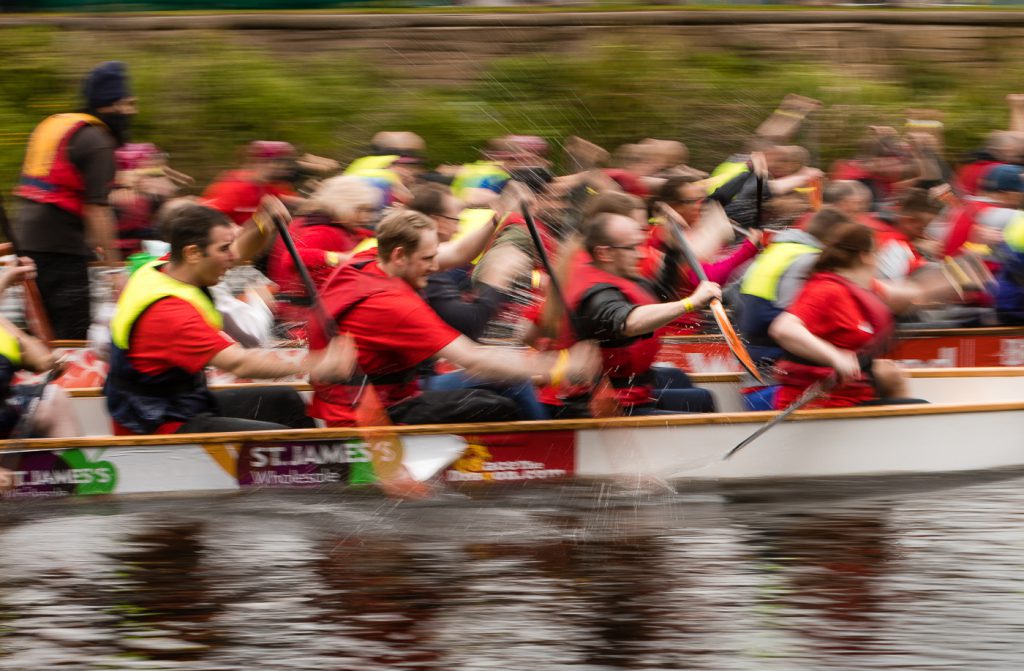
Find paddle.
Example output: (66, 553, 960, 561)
(10, 364, 64, 440)
(722, 374, 836, 461)
(520, 200, 618, 418)
(657, 202, 765, 383)
(0, 194, 54, 344)
(268, 210, 429, 498)
(723, 317, 898, 463)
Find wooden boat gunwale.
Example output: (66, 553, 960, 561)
(57, 366, 1024, 400)
(49, 326, 1024, 352)
(5, 398, 1024, 454)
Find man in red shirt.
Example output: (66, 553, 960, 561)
(202, 141, 299, 226)
(104, 202, 354, 435)
(875, 188, 942, 282)
(957, 131, 1024, 196)
(309, 209, 597, 427)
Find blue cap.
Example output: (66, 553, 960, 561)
(82, 61, 131, 110)
(982, 163, 1024, 193)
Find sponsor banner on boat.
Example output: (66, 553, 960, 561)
(659, 335, 1024, 371)
(0, 448, 117, 498)
(445, 431, 575, 483)
(237, 440, 372, 488)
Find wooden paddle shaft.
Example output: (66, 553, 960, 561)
(268, 212, 337, 340)
(723, 374, 836, 461)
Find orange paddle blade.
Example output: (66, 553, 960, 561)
(589, 376, 621, 419)
(354, 384, 431, 499)
(710, 299, 764, 384)
(809, 176, 823, 212)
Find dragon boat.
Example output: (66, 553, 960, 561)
(0, 367, 1021, 500)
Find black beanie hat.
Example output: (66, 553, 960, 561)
(82, 61, 131, 110)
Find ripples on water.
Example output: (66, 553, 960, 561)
(3, 473, 1024, 670)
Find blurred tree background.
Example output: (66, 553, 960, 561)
(0, 20, 1019, 193)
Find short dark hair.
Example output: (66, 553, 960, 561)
(582, 191, 643, 220)
(823, 179, 866, 205)
(899, 187, 942, 217)
(159, 200, 232, 263)
(407, 183, 449, 218)
(582, 212, 618, 256)
(805, 206, 852, 241)
(657, 175, 701, 204)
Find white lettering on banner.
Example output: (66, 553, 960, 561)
(483, 460, 544, 471)
(250, 446, 284, 467)
(2, 489, 67, 499)
(249, 444, 367, 468)
(446, 466, 566, 482)
(0, 468, 112, 488)
(249, 470, 343, 486)
(1000, 339, 1024, 366)
(896, 346, 958, 369)
(444, 454, 565, 479)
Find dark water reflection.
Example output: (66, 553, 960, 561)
(3, 475, 1024, 670)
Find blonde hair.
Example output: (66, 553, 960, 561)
(301, 175, 379, 223)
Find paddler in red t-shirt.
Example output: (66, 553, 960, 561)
(769, 222, 922, 410)
(202, 141, 300, 226)
(104, 201, 356, 435)
(309, 209, 598, 427)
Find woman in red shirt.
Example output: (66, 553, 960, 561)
(267, 175, 379, 320)
(768, 222, 915, 409)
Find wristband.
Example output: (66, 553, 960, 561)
(774, 108, 806, 120)
(681, 298, 695, 313)
(253, 213, 268, 236)
(548, 349, 570, 388)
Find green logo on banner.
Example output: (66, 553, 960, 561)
(59, 449, 117, 495)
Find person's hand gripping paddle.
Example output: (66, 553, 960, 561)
(657, 202, 764, 384)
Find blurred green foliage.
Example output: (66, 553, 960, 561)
(0, 23, 1021, 195)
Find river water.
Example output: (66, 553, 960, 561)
(3, 472, 1024, 670)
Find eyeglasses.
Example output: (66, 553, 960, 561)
(604, 243, 642, 252)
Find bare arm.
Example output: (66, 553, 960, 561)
(474, 243, 531, 292)
(436, 213, 498, 270)
(769, 312, 859, 381)
(437, 335, 597, 387)
(662, 200, 734, 264)
(0, 317, 55, 372)
(622, 281, 720, 337)
(878, 271, 960, 314)
(82, 204, 121, 263)
(768, 167, 824, 196)
(0, 263, 55, 372)
(209, 335, 355, 382)
(233, 196, 285, 264)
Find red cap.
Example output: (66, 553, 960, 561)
(115, 143, 161, 171)
(247, 140, 296, 161)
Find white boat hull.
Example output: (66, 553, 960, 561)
(1, 367, 1021, 500)
(576, 405, 1024, 481)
